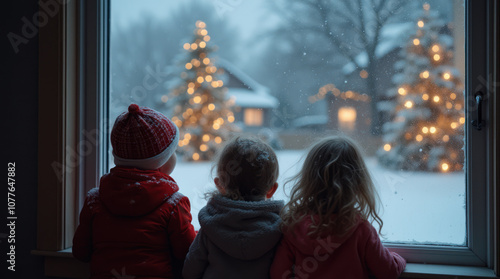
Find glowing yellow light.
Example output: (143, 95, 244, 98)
(200, 29, 208, 36)
(203, 35, 210, 41)
(217, 118, 224, 124)
(451, 122, 458, 129)
(398, 87, 406, 95)
(459, 117, 465, 124)
(187, 88, 195, 94)
(421, 71, 429, 78)
(172, 116, 178, 122)
(455, 104, 462, 110)
(359, 70, 369, 79)
(193, 96, 201, 103)
(422, 127, 429, 133)
(197, 76, 204, 83)
(202, 134, 210, 142)
(183, 43, 191, 50)
(404, 101, 413, 108)
(441, 163, 449, 172)
(384, 144, 391, 151)
(446, 102, 453, 109)
(450, 93, 457, 99)
(192, 153, 200, 161)
(443, 72, 451, 80)
(422, 94, 429, 100)
(208, 103, 215, 111)
(188, 82, 195, 88)
(178, 142, 184, 147)
(213, 123, 220, 130)
(433, 96, 440, 102)
(432, 44, 440, 52)
(191, 43, 198, 50)
(199, 41, 206, 48)
(413, 38, 420, 45)
(161, 95, 169, 103)
(192, 59, 200, 67)
(203, 58, 210, 65)
(430, 126, 437, 133)
(418, 20, 424, 28)
(416, 134, 423, 142)
(185, 63, 193, 70)
(218, 80, 224, 87)
(215, 137, 222, 144)
(185, 133, 191, 140)
(433, 54, 441, 61)
(205, 75, 213, 82)
(228, 115, 235, 122)
(443, 135, 450, 142)
(200, 144, 208, 152)
(196, 21, 206, 28)
(211, 81, 218, 88)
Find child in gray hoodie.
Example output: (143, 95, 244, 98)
(183, 136, 284, 279)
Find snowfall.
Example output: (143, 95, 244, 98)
(172, 150, 466, 246)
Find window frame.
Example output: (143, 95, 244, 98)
(35, 0, 499, 277)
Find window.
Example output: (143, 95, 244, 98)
(36, 0, 499, 277)
(244, 108, 264, 126)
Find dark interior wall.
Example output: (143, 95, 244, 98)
(2, 0, 44, 278)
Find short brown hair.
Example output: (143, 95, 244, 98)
(214, 136, 279, 201)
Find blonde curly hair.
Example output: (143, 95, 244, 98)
(281, 136, 383, 237)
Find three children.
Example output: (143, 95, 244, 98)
(73, 104, 406, 279)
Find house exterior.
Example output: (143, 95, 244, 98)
(217, 59, 279, 131)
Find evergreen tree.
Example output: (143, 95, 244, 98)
(377, 3, 464, 172)
(167, 21, 237, 162)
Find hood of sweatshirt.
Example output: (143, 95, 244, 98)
(199, 195, 284, 261)
(285, 216, 362, 257)
(99, 166, 179, 217)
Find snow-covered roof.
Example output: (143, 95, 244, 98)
(291, 115, 328, 128)
(228, 88, 278, 109)
(217, 58, 279, 109)
(342, 22, 413, 75)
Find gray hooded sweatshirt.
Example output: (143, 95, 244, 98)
(183, 194, 284, 279)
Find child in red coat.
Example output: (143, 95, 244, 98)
(73, 104, 196, 279)
(270, 136, 406, 279)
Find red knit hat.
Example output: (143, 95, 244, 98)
(111, 104, 179, 170)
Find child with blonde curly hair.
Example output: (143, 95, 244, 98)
(271, 136, 406, 279)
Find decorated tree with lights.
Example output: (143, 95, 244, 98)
(167, 21, 237, 161)
(377, 3, 465, 172)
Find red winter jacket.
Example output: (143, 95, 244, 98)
(73, 167, 196, 279)
(270, 217, 406, 279)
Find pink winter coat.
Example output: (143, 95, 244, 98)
(270, 217, 406, 279)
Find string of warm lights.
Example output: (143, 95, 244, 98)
(167, 21, 237, 161)
(309, 84, 371, 103)
(379, 3, 465, 172)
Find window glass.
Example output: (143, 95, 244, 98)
(110, 0, 466, 245)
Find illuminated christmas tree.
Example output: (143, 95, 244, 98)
(377, 4, 464, 172)
(167, 21, 237, 161)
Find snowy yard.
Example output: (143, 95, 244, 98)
(172, 150, 466, 246)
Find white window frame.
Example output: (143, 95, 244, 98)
(35, 0, 499, 277)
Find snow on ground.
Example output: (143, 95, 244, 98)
(171, 150, 466, 246)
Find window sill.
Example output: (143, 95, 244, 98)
(32, 249, 497, 279)
(400, 263, 497, 278)
(31, 249, 89, 279)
